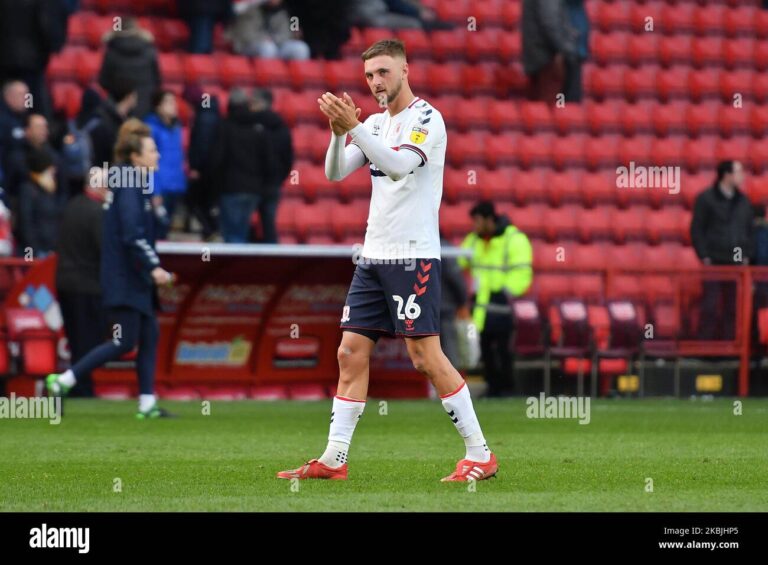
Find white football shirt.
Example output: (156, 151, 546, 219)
(351, 96, 447, 260)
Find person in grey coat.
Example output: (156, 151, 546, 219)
(440, 236, 468, 369)
(521, 0, 577, 102)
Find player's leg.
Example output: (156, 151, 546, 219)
(46, 307, 139, 397)
(317, 330, 376, 467)
(404, 336, 497, 481)
(134, 311, 173, 419)
(277, 261, 390, 480)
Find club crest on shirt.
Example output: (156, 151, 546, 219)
(410, 127, 429, 144)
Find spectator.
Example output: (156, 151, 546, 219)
(0, 0, 68, 118)
(0, 81, 30, 174)
(59, 87, 103, 196)
(145, 90, 187, 239)
(753, 204, 768, 266)
(56, 167, 108, 397)
(440, 234, 468, 368)
(383, 0, 454, 31)
(284, 0, 351, 59)
(691, 160, 754, 340)
(251, 89, 292, 243)
(564, 0, 589, 102)
(18, 148, 61, 258)
(521, 0, 577, 103)
(89, 78, 138, 167)
(185, 85, 221, 240)
(3, 113, 65, 204)
(228, 0, 310, 60)
(211, 89, 271, 243)
(177, 0, 233, 54)
(349, 0, 421, 29)
(459, 201, 533, 397)
(98, 17, 160, 118)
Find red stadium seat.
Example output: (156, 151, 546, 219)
(517, 134, 553, 169)
(688, 69, 721, 102)
(723, 39, 755, 69)
(549, 134, 586, 170)
(513, 169, 547, 206)
(500, 1, 521, 29)
(607, 242, 647, 271)
(217, 54, 255, 87)
(485, 133, 519, 168)
(546, 169, 583, 207)
(683, 136, 717, 173)
(577, 206, 613, 243)
(295, 200, 333, 241)
(651, 101, 688, 137)
(430, 30, 466, 62)
(592, 32, 628, 65)
(624, 65, 658, 100)
(756, 39, 768, 71)
(692, 37, 723, 68)
(461, 64, 497, 97)
(587, 65, 626, 98)
(686, 101, 721, 136)
(331, 202, 368, 241)
(752, 105, 768, 138)
(183, 54, 219, 84)
(324, 60, 363, 92)
(512, 204, 546, 239)
(573, 242, 610, 271)
(693, 5, 725, 35)
(478, 168, 515, 202)
(487, 100, 519, 133)
(427, 63, 464, 95)
(724, 6, 757, 36)
(611, 207, 649, 243)
(447, 131, 487, 167)
(253, 59, 290, 86)
(627, 34, 659, 65)
(658, 35, 692, 66)
(440, 203, 473, 239)
(396, 28, 431, 58)
(720, 69, 753, 102)
(584, 134, 620, 170)
(552, 103, 588, 135)
(680, 172, 713, 209)
(497, 31, 521, 61)
(716, 136, 751, 164)
(594, 1, 631, 31)
(718, 106, 751, 138)
(657, 66, 690, 101)
(755, 73, 768, 103)
(585, 100, 621, 134)
(519, 102, 554, 134)
(288, 59, 326, 90)
(465, 29, 500, 62)
(543, 205, 580, 241)
(652, 136, 686, 167)
(581, 171, 617, 208)
(621, 100, 657, 136)
(660, 3, 695, 33)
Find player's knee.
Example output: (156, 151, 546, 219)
(337, 344, 363, 370)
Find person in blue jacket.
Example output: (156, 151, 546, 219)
(46, 118, 175, 419)
(145, 89, 187, 239)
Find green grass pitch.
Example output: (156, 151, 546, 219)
(1, 398, 766, 512)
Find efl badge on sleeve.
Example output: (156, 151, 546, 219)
(410, 127, 429, 144)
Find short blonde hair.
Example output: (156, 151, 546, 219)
(361, 39, 407, 61)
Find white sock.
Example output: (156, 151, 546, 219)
(318, 395, 366, 468)
(58, 369, 76, 388)
(139, 394, 156, 413)
(441, 382, 490, 463)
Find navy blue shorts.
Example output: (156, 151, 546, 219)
(340, 258, 441, 340)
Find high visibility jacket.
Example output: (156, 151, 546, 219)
(458, 224, 533, 331)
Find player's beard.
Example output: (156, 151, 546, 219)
(375, 79, 403, 106)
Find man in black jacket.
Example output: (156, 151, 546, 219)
(89, 78, 137, 167)
(177, 0, 232, 54)
(0, 0, 69, 118)
(55, 170, 108, 397)
(211, 89, 271, 243)
(690, 160, 753, 340)
(98, 18, 159, 119)
(251, 89, 293, 243)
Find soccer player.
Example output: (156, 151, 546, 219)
(277, 39, 498, 482)
(45, 119, 175, 419)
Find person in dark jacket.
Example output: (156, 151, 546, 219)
(211, 89, 271, 243)
(145, 89, 187, 239)
(690, 160, 753, 340)
(89, 78, 137, 167)
(46, 119, 175, 418)
(284, 0, 352, 60)
(177, 0, 232, 54)
(521, 0, 578, 102)
(251, 89, 292, 243)
(564, 0, 589, 102)
(0, 0, 68, 118)
(185, 85, 221, 239)
(440, 235, 468, 368)
(0, 81, 30, 179)
(98, 18, 160, 119)
(55, 169, 108, 397)
(18, 148, 60, 257)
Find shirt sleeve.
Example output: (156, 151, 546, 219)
(397, 103, 447, 167)
(114, 187, 161, 276)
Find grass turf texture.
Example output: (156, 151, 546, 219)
(1, 398, 766, 512)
